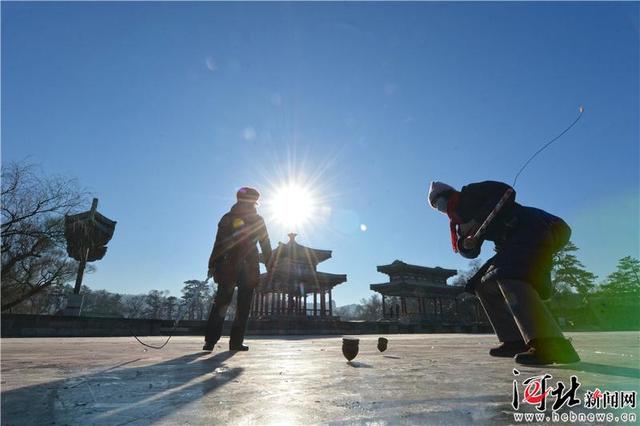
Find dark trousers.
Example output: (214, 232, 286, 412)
(475, 279, 563, 344)
(204, 264, 255, 346)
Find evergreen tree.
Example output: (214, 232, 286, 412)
(600, 256, 640, 295)
(164, 296, 179, 320)
(552, 241, 597, 296)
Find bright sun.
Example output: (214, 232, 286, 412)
(269, 183, 316, 230)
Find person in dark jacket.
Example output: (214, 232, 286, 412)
(428, 180, 579, 365)
(203, 187, 273, 352)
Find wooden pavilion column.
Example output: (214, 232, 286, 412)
(283, 293, 287, 314)
(254, 293, 259, 316)
(400, 297, 406, 315)
(265, 294, 269, 316)
(252, 293, 257, 317)
(313, 292, 318, 316)
(258, 293, 262, 316)
(303, 294, 307, 316)
(282, 293, 286, 315)
(381, 295, 386, 319)
(271, 293, 276, 315)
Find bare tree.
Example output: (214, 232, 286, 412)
(80, 287, 124, 317)
(1, 162, 88, 311)
(356, 294, 382, 320)
(122, 295, 147, 318)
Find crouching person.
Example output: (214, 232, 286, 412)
(428, 180, 579, 365)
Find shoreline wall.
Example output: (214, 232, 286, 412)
(1, 314, 494, 338)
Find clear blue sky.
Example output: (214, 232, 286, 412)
(3, 2, 638, 305)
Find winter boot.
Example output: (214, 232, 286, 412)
(229, 343, 249, 351)
(202, 342, 215, 352)
(489, 340, 530, 358)
(515, 337, 580, 365)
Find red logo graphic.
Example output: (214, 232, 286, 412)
(524, 377, 553, 405)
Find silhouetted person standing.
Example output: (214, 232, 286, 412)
(204, 187, 272, 352)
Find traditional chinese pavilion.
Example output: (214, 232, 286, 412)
(251, 233, 347, 319)
(370, 260, 484, 324)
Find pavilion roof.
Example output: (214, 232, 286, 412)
(377, 260, 457, 278)
(263, 233, 332, 267)
(370, 281, 464, 298)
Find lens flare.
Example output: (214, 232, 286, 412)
(269, 183, 316, 231)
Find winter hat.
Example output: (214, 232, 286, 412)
(237, 187, 261, 205)
(428, 181, 456, 208)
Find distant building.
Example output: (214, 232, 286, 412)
(370, 260, 487, 325)
(251, 233, 347, 319)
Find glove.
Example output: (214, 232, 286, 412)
(462, 236, 478, 251)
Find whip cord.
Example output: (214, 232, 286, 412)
(512, 106, 584, 187)
(130, 278, 211, 349)
(130, 309, 187, 350)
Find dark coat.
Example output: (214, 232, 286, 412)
(208, 202, 272, 287)
(455, 181, 571, 300)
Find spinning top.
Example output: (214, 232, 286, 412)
(342, 337, 359, 361)
(377, 337, 388, 352)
